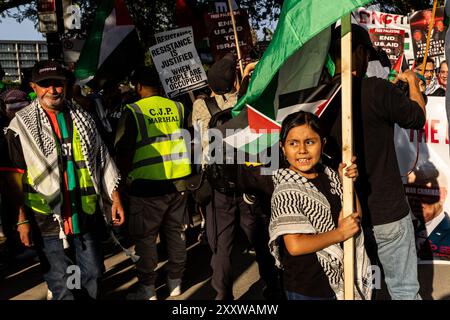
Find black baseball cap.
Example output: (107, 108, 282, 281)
(31, 60, 66, 83)
(130, 66, 160, 87)
(207, 53, 237, 94)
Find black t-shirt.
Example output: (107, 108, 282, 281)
(322, 76, 425, 226)
(281, 170, 341, 298)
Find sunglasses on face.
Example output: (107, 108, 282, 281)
(36, 79, 65, 88)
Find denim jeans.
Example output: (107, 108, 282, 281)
(285, 291, 336, 300)
(39, 232, 103, 300)
(373, 213, 421, 300)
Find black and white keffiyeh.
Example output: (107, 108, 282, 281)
(425, 76, 441, 96)
(269, 167, 372, 300)
(6, 99, 120, 247)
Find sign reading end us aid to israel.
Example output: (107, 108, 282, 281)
(150, 27, 207, 98)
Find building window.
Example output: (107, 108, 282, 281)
(0, 43, 15, 52)
(19, 53, 37, 60)
(0, 53, 16, 59)
(19, 44, 36, 52)
(1, 61, 17, 68)
(20, 61, 35, 68)
(39, 44, 48, 53)
(4, 68, 18, 76)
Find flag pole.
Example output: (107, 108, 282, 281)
(341, 13, 355, 300)
(227, 0, 245, 78)
(420, 0, 438, 76)
(188, 91, 196, 103)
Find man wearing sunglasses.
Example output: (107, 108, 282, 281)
(3, 60, 125, 299)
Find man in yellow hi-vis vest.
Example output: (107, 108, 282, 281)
(3, 60, 125, 300)
(115, 66, 191, 300)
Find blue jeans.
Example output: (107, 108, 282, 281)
(39, 232, 103, 300)
(373, 213, 421, 300)
(285, 291, 336, 300)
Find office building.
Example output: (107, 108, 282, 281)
(0, 40, 48, 83)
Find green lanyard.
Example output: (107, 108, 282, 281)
(56, 112, 80, 234)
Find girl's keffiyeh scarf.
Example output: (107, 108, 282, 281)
(7, 99, 120, 247)
(269, 167, 372, 300)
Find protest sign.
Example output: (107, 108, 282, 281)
(395, 97, 450, 264)
(204, 9, 253, 63)
(352, 8, 414, 66)
(149, 30, 207, 98)
(409, 7, 446, 61)
(63, 38, 85, 64)
(369, 28, 405, 67)
(155, 26, 194, 44)
(353, 8, 414, 67)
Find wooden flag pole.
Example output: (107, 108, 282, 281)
(188, 91, 196, 103)
(341, 13, 355, 300)
(227, 0, 245, 78)
(420, 0, 438, 76)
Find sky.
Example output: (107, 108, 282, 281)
(0, 12, 45, 41)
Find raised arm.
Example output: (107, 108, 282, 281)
(395, 70, 426, 118)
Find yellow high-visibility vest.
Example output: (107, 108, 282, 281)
(127, 96, 191, 181)
(23, 125, 97, 215)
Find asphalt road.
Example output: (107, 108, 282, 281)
(0, 224, 268, 300)
(1, 223, 450, 300)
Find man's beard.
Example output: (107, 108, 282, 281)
(41, 94, 65, 110)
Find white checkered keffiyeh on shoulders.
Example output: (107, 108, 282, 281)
(269, 166, 372, 300)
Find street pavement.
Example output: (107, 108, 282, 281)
(1, 223, 450, 300)
(0, 224, 267, 300)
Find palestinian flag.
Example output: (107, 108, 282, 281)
(388, 53, 408, 82)
(232, 0, 371, 120)
(221, 81, 341, 160)
(75, 0, 143, 87)
(221, 104, 281, 160)
(223, 0, 370, 162)
(276, 81, 341, 122)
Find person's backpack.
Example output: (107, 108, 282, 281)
(205, 97, 233, 128)
(203, 96, 237, 194)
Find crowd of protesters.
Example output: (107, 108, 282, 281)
(0, 23, 444, 301)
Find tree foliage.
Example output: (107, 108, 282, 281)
(0, 0, 100, 36)
(237, 0, 283, 32)
(0, 0, 446, 44)
(372, 0, 445, 15)
(125, 0, 176, 48)
(0, 0, 32, 15)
